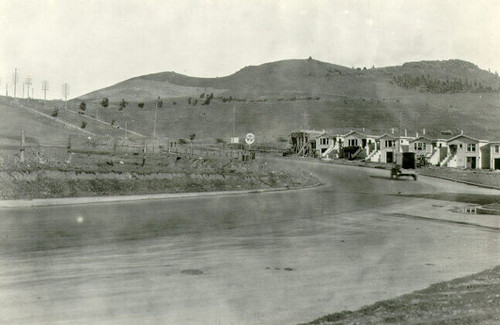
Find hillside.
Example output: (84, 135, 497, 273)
(79, 58, 500, 101)
(3, 58, 499, 146)
(74, 58, 500, 141)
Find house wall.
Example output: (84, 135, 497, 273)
(490, 144, 500, 170)
(410, 140, 433, 157)
(343, 134, 364, 147)
(447, 138, 481, 169)
(379, 138, 397, 163)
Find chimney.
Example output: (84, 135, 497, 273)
(416, 132, 419, 138)
(391, 128, 394, 134)
(405, 129, 407, 137)
(362, 127, 365, 132)
(461, 130, 464, 135)
(423, 128, 426, 135)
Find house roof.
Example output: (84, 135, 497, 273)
(315, 131, 337, 139)
(446, 134, 480, 143)
(341, 130, 367, 138)
(377, 133, 398, 140)
(410, 136, 433, 143)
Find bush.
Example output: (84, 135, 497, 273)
(138, 102, 144, 108)
(119, 99, 128, 111)
(80, 121, 87, 129)
(79, 101, 86, 111)
(51, 107, 59, 117)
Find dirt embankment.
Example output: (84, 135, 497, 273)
(0, 153, 316, 200)
(306, 266, 500, 325)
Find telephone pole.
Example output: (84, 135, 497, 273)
(42, 80, 49, 106)
(12, 68, 19, 98)
(25, 76, 32, 100)
(62, 83, 69, 110)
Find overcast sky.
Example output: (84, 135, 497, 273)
(1, 0, 499, 99)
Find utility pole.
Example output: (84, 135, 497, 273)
(25, 76, 32, 101)
(62, 83, 69, 110)
(12, 68, 18, 98)
(153, 96, 162, 139)
(42, 80, 49, 106)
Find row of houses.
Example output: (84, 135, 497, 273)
(289, 129, 500, 170)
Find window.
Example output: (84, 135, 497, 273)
(385, 140, 393, 147)
(495, 145, 499, 154)
(467, 143, 476, 152)
(320, 138, 329, 145)
(348, 139, 358, 146)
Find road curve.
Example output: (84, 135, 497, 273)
(0, 158, 499, 324)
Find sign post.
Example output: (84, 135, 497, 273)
(245, 133, 255, 160)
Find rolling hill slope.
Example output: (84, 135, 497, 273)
(75, 58, 500, 141)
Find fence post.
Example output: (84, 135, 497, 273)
(20, 130, 25, 163)
(141, 139, 146, 166)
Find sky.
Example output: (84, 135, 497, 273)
(1, 0, 499, 99)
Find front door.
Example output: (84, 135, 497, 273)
(386, 151, 393, 163)
(495, 158, 500, 170)
(466, 157, 477, 169)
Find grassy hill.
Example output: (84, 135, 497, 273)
(75, 58, 500, 141)
(3, 58, 500, 147)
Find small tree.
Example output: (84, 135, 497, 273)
(138, 102, 144, 108)
(80, 121, 87, 129)
(189, 133, 196, 141)
(156, 96, 163, 108)
(119, 99, 128, 111)
(79, 101, 86, 111)
(101, 97, 109, 108)
(51, 107, 59, 117)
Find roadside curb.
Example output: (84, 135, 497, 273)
(0, 182, 322, 209)
(417, 173, 500, 191)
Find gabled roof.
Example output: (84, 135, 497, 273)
(410, 136, 433, 143)
(341, 130, 367, 138)
(315, 131, 336, 139)
(446, 134, 480, 143)
(377, 133, 398, 140)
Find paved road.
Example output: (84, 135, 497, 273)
(0, 158, 499, 324)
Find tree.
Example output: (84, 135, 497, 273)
(156, 96, 163, 108)
(80, 121, 87, 129)
(138, 102, 144, 108)
(79, 101, 86, 111)
(119, 99, 128, 111)
(101, 97, 109, 108)
(189, 133, 196, 141)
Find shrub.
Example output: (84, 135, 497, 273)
(80, 121, 87, 129)
(119, 99, 128, 111)
(79, 101, 86, 111)
(138, 102, 144, 108)
(51, 107, 59, 117)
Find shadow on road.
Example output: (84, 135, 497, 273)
(369, 175, 414, 181)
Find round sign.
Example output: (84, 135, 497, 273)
(245, 133, 255, 145)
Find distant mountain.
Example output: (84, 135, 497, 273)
(78, 58, 500, 102)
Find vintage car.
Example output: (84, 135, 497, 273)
(390, 152, 417, 180)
